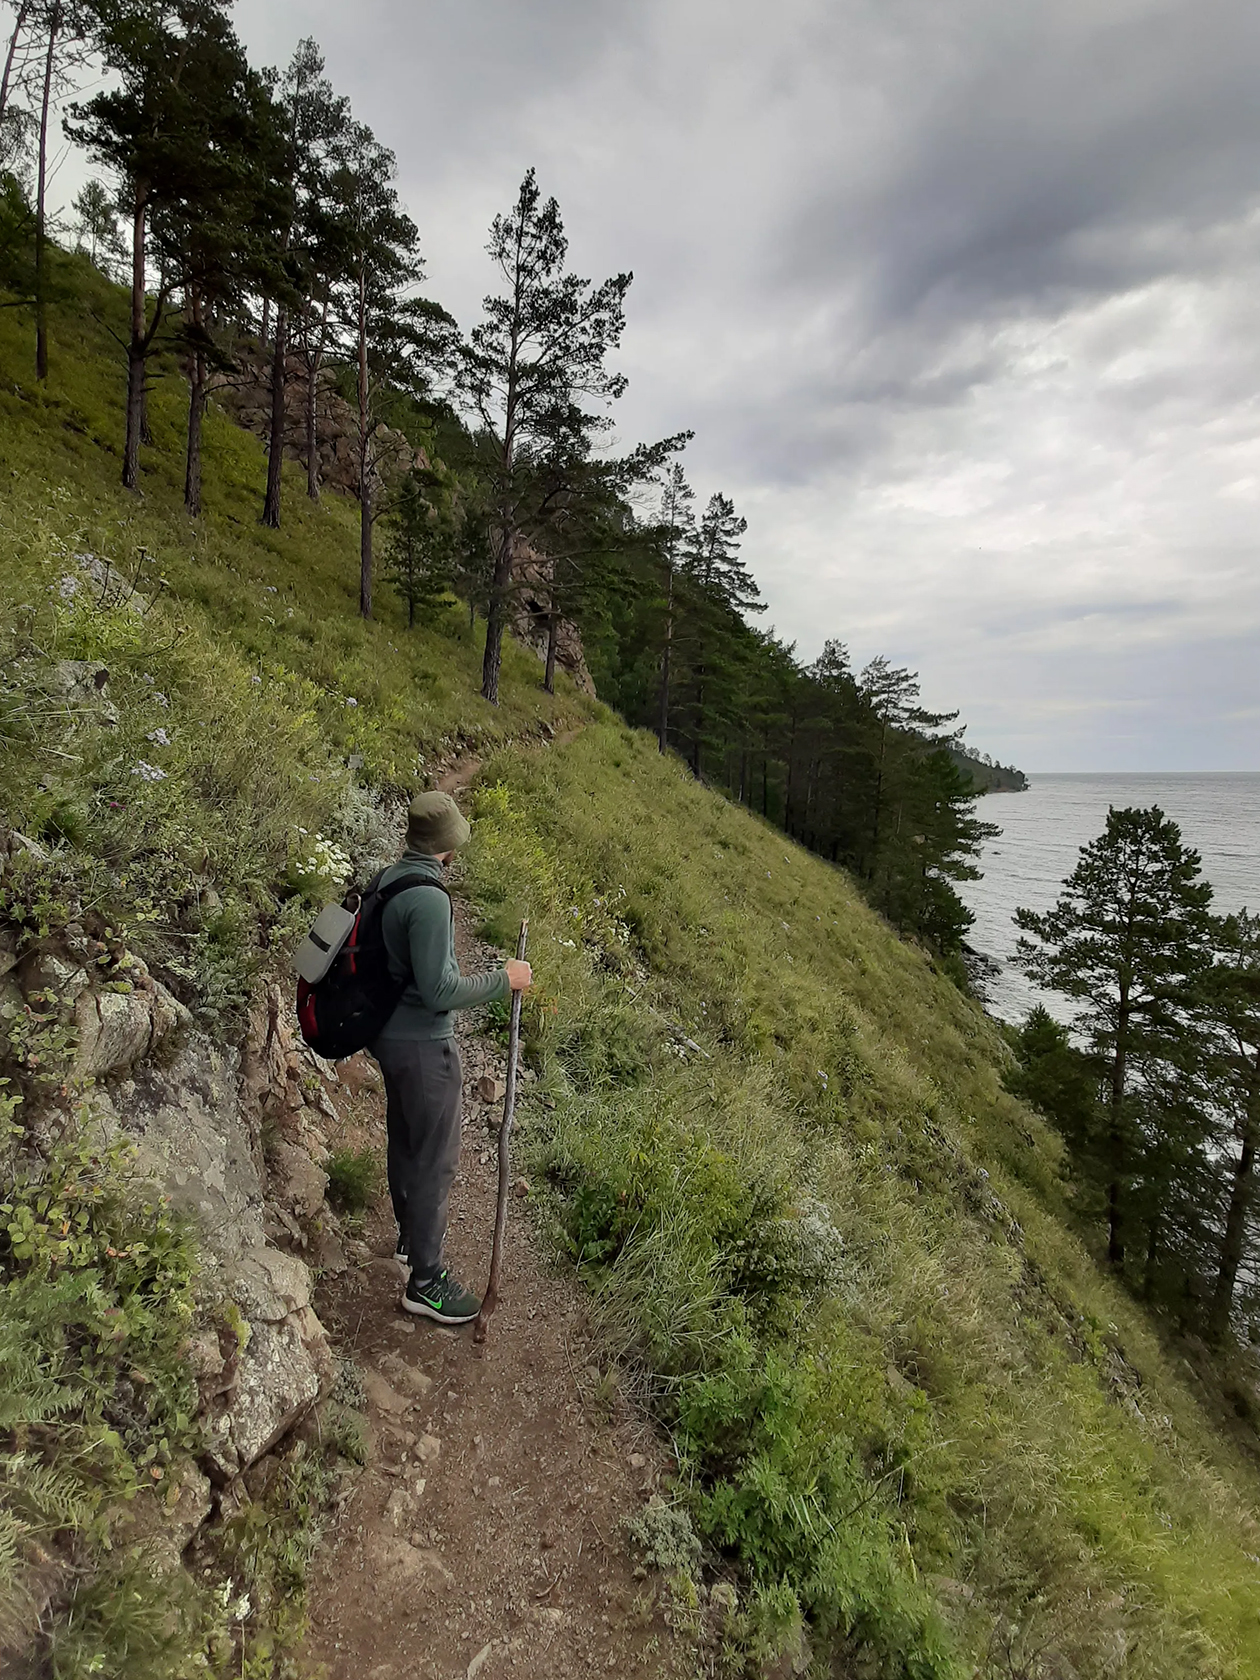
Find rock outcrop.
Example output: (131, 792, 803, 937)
(508, 542, 598, 697)
(0, 838, 349, 1506)
(212, 349, 426, 501)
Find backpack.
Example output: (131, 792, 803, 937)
(294, 871, 451, 1060)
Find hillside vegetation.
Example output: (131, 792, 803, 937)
(3, 266, 1260, 1679)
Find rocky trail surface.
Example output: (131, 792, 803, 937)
(299, 901, 699, 1680)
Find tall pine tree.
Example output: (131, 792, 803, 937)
(459, 168, 630, 704)
(1015, 807, 1216, 1268)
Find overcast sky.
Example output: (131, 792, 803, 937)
(153, 5, 1260, 765)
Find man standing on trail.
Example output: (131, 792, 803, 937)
(371, 791, 531, 1325)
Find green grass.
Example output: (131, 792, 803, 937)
(459, 725, 1260, 1678)
(4, 253, 1260, 1677)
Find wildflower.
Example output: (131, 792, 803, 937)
(345, 696, 358, 707)
(152, 692, 169, 707)
(56, 574, 79, 600)
(251, 675, 262, 685)
(130, 761, 167, 782)
(145, 727, 171, 747)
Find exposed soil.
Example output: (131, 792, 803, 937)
(300, 899, 701, 1680)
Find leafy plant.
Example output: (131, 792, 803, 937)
(324, 1147, 380, 1215)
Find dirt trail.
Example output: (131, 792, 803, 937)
(433, 718, 586, 797)
(301, 897, 697, 1680)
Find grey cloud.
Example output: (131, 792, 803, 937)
(229, 0, 1260, 770)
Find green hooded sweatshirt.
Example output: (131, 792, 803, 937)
(374, 851, 509, 1041)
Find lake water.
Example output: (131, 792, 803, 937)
(959, 773, 1260, 1024)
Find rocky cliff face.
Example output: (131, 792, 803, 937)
(1, 832, 357, 1502)
(212, 349, 426, 500)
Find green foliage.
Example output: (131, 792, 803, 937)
(209, 1435, 339, 1673)
(1015, 806, 1219, 1287)
(324, 1146, 380, 1215)
(0, 1128, 207, 1668)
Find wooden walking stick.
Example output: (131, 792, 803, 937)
(473, 918, 528, 1345)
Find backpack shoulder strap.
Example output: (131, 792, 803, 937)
(368, 874, 453, 916)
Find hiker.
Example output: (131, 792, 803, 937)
(371, 791, 531, 1325)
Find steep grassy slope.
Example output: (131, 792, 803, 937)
(3, 262, 1260, 1678)
(461, 728, 1260, 1677)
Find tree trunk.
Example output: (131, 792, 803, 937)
(783, 718, 799, 833)
(34, 4, 59, 382)
(360, 470, 372, 617)
(123, 188, 149, 492)
(690, 674, 705, 777)
(543, 601, 558, 694)
(0, 2, 32, 123)
(480, 527, 512, 704)
(262, 306, 288, 526)
(357, 270, 372, 618)
(1208, 1079, 1259, 1341)
(1107, 999, 1130, 1267)
(304, 295, 328, 501)
(657, 565, 673, 752)
(1142, 1213, 1161, 1302)
(260, 293, 271, 350)
(183, 287, 206, 516)
(305, 352, 320, 499)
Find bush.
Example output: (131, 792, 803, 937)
(325, 1147, 380, 1215)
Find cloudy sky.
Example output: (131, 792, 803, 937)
(193, 5, 1260, 766)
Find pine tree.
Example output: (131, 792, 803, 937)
(326, 120, 453, 617)
(70, 176, 121, 272)
(1004, 1005, 1103, 1194)
(0, 0, 93, 378)
(651, 461, 694, 752)
(1015, 806, 1217, 1267)
(1204, 910, 1260, 1339)
(69, 0, 250, 491)
(459, 168, 631, 704)
(260, 37, 351, 527)
(673, 491, 761, 775)
(384, 468, 454, 628)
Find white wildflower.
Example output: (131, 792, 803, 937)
(345, 696, 358, 707)
(251, 675, 262, 684)
(145, 727, 171, 747)
(152, 691, 169, 707)
(130, 761, 167, 782)
(56, 574, 79, 600)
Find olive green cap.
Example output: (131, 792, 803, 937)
(406, 790, 471, 854)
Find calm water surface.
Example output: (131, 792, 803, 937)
(959, 774, 1260, 1023)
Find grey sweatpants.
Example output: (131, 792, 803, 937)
(372, 1036, 463, 1278)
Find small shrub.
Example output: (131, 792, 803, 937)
(625, 1494, 702, 1580)
(325, 1147, 380, 1215)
